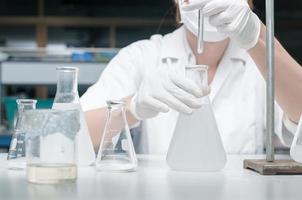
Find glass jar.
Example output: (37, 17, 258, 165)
(21, 109, 80, 184)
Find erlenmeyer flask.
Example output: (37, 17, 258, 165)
(167, 65, 226, 171)
(52, 66, 96, 166)
(290, 116, 302, 163)
(96, 100, 137, 172)
(7, 99, 37, 169)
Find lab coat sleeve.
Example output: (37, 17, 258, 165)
(274, 102, 298, 147)
(80, 42, 147, 111)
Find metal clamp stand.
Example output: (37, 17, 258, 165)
(243, 0, 302, 175)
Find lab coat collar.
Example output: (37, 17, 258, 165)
(224, 39, 248, 66)
(159, 26, 188, 63)
(208, 40, 249, 102)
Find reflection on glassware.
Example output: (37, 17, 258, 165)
(27, 179, 77, 199)
(52, 66, 95, 166)
(96, 100, 137, 172)
(7, 99, 37, 170)
(22, 109, 80, 184)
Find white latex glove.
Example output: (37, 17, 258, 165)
(130, 68, 210, 120)
(181, 0, 261, 50)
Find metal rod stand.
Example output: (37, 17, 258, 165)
(265, 0, 275, 162)
(243, 0, 302, 175)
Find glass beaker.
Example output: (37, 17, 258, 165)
(52, 66, 96, 166)
(96, 100, 137, 172)
(290, 116, 302, 163)
(22, 109, 80, 184)
(7, 99, 37, 170)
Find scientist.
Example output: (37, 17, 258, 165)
(81, 0, 302, 154)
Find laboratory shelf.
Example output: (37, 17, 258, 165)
(0, 61, 107, 85)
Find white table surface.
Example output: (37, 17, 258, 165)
(1, 154, 302, 200)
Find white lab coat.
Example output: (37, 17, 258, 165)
(80, 26, 296, 155)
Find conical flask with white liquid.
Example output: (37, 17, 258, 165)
(52, 67, 95, 166)
(167, 64, 226, 171)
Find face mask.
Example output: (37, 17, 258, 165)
(179, 7, 228, 42)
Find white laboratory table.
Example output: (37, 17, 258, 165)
(1, 154, 302, 200)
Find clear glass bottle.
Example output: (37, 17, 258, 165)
(290, 117, 302, 163)
(96, 100, 137, 172)
(7, 99, 37, 170)
(52, 67, 96, 166)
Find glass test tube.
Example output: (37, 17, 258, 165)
(197, 9, 204, 54)
(179, 0, 204, 54)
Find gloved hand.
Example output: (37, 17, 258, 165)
(130, 68, 210, 120)
(181, 0, 261, 50)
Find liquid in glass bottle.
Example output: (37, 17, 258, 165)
(23, 109, 80, 184)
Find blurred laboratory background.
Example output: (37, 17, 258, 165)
(0, 0, 301, 152)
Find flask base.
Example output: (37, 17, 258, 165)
(27, 163, 77, 184)
(96, 160, 136, 172)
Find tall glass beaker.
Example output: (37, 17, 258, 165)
(7, 99, 37, 170)
(96, 100, 137, 172)
(22, 109, 80, 184)
(52, 67, 95, 166)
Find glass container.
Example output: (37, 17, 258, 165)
(52, 66, 95, 166)
(96, 100, 137, 172)
(22, 109, 80, 184)
(7, 99, 37, 170)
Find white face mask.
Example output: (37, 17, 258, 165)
(179, 7, 228, 42)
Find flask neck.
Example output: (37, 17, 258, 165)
(185, 64, 208, 90)
(56, 68, 78, 94)
(16, 99, 37, 129)
(106, 100, 125, 112)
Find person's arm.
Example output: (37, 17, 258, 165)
(191, 0, 302, 122)
(85, 95, 139, 150)
(80, 41, 146, 151)
(248, 23, 302, 123)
